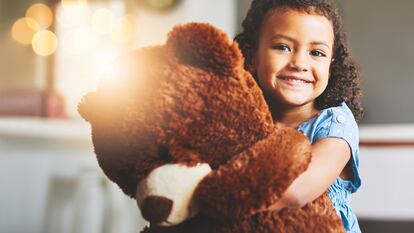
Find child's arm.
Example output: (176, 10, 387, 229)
(259, 137, 351, 212)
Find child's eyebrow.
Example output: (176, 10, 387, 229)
(270, 34, 331, 49)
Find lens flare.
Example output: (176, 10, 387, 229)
(91, 8, 115, 35)
(111, 15, 135, 44)
(26, 3, 53, 29)
(57, 0, 89, 27)
(62, 28, 93, 55)
(32, 30, 58, 56)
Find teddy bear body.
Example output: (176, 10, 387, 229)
(79, 23, 345, 233)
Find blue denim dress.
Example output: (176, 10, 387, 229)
(297, 102, 362, 233)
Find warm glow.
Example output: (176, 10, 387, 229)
(111, 15, 135, 44)
(91, 8, 115, 35)
(91, 51, 120, 86)
(57, 0, 89, 27)
(62, 28, 94, 55)
(61, 0, 87, 9)
(32, 30, 58, 56)
(26, 3, 53, 29)
(11, 17, 40, 45)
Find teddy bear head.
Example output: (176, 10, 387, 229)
(78, 23, 277, 226)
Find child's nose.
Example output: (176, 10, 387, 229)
(289, 52, 310, 72)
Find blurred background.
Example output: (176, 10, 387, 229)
(1, 0, 413, 232)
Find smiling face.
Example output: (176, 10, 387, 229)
(253, 7, 334, 110)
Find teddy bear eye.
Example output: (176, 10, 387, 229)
(158, 145, 173, 162)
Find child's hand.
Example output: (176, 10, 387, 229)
(253, 197, 285, 214)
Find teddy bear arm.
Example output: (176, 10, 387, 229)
(92, 128, 154, 199)
(95, 149, 139, 199)
(194, 127, 312, 220)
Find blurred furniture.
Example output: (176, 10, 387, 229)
(0, 117, 146, 233)
(353, 124, 414, 233)
(0, 89, 66, 118)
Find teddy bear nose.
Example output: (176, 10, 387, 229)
(141, 195, 173, 224)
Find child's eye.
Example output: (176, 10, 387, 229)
(272, 44, 291, 52)
(310, 50, 327, 57)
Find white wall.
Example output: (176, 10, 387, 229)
(335, 0, 414, 124)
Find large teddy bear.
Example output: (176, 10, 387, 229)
(78, 23, 345, 233)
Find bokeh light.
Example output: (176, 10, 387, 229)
(11, 17, 40, 45)
(111, 14, 135, 44)
(91, 8, 115, 35)
(26, 3, 53, 29)
(32, 30, 58, 56)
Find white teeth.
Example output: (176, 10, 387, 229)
(283, 78, 308, 83)
(291, 79, 305, 83)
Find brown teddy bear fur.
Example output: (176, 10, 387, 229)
(78, 23, 345, 233)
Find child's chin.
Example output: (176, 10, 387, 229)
(279, 95, 312, 107)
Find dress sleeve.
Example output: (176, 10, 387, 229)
(313, 103, 361, 192)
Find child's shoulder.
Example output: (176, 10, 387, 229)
(320, 102, 356, 125)
(298, 102, 358, 140)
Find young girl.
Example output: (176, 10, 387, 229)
(235, 0, 363, 232)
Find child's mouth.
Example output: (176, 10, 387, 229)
(278, 76, 313, 87)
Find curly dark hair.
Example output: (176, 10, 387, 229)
(234, 0, 363, 122)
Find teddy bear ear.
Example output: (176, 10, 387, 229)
(78, 92, 97, 123)
(78, 77, 129, 124)
(166, 22, 243, 76)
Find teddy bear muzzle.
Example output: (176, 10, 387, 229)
(136, 163, 212, 226)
